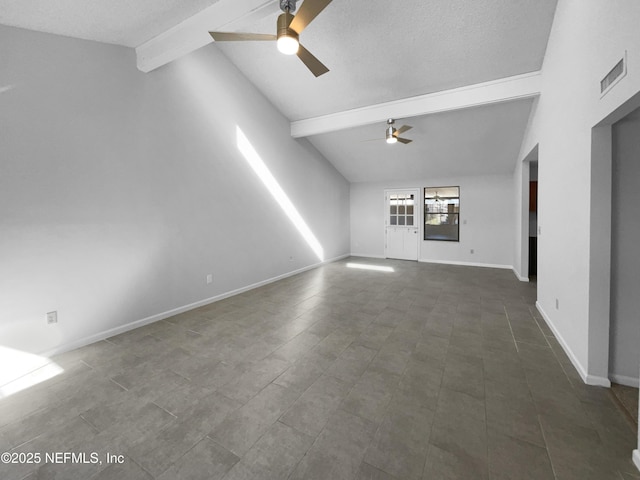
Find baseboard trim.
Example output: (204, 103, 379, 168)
(512, 266, 530, 282)
(41, 253, 350, 358)
(610, 374, 640, 388)
(420, 259, 513, 270)
(349, 253, 386, 259)
(536, 302, 611, 388)
(633, 450, 640, 473)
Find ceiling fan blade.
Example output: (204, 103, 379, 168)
(289, 0, 333, 34)
(394, 125, 413, 136)
(209, 32, 276, 42)
(396, 137, 412, 144)
(297, 44, 329, 77)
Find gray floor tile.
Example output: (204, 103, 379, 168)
(216, 356, 290, 403)
(279, 374, 351, 436)
(155, 437, 239, 480)
(128, 392, 239, 476)
(223, 421, 313, 480)
(209, 384, 300, 456)
(325, 344, 377, 384)
(342, 370, 400, 424)
(485, 380, 544, 447)
(89, 457, 153, 480)
(413, 335, 449, 363)
(290, 409, 377, 480)
(356, 462, 400, 480)
(487, 428, 554, 479)
(270, 331, 325, 363)
(352, 324, 395, 351)
(395, 357, 444, 408)
(441, 351, 485, 399)
(273, 356, 326, 391)
(429, 401, 488, 478)
(364, 400, 434, 480)
(423, 442, 488, 480)
(2, 259, 637, 480)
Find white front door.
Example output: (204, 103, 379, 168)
(385, 190, 419, 261)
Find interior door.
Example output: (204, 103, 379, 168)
(385, 190, 419, 260)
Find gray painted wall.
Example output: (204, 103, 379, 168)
(350, 174, 515, 268)
(609, 108, 640, 385)
(0, 26, 350, 355)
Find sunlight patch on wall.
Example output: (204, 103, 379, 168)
(346, 263, 394, 272)
(0, 85, 15, 94)
(236, 126, 324, 261)
(0, 346, 64, 399)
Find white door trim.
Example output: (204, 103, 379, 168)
(384, 188, 421, 261)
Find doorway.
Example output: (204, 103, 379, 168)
(609, 106, 640, 390)
(384, 189, 419, 261)
(529, 161, 538, 277)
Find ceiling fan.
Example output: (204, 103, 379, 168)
(209, 0, 332, 77)
(384, 119, 413, 144)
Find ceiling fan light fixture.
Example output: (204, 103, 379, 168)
(277, 12, 299, 55)
(386, 125, 397, 144)
(277, 35, 299, 54)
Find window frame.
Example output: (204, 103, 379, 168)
(423, 186, 460, 242)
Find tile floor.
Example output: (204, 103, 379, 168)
(611, 383, 639, 429)
(1, 258, 639, 479)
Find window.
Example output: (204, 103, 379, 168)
(388, 193, 415, 226)
(424, 186, 460, 241)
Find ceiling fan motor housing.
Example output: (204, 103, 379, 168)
(277, 11, 297, 35)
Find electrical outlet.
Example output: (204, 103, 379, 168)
(538, 226, 542, 235)
(206, 274, 213, 285)
(47, 311, 58, 324)
(289, 256, 294, 262)
(470, 249, 474, 254)
(555, 298, 559, 310)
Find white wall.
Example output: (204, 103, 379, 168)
(609, 108, 640, 386)
(351, 174, 515, 269)
(516, 0, 640, 385)
(0, 26, 350, 356)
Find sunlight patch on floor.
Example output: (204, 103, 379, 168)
(0, 346, 64, 399)
(346, 262, 394, 273)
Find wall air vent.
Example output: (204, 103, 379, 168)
(600, 54, 626, 96)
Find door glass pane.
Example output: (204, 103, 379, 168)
(390, 216, 397, 225)
(390, 205, 397, 214)
(398, 205, 405, 215)
(407, 205, 414, 215)
(398, 216, 405, 225)
(407, 217, 414, 226)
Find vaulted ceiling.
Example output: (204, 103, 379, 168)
(0, 0, 558, 182)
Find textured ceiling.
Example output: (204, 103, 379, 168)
(0, 0, 557, 182)
(214, 0, 557, 120)
(307, 99, 535, 183)
(0, 0, 222, 47)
